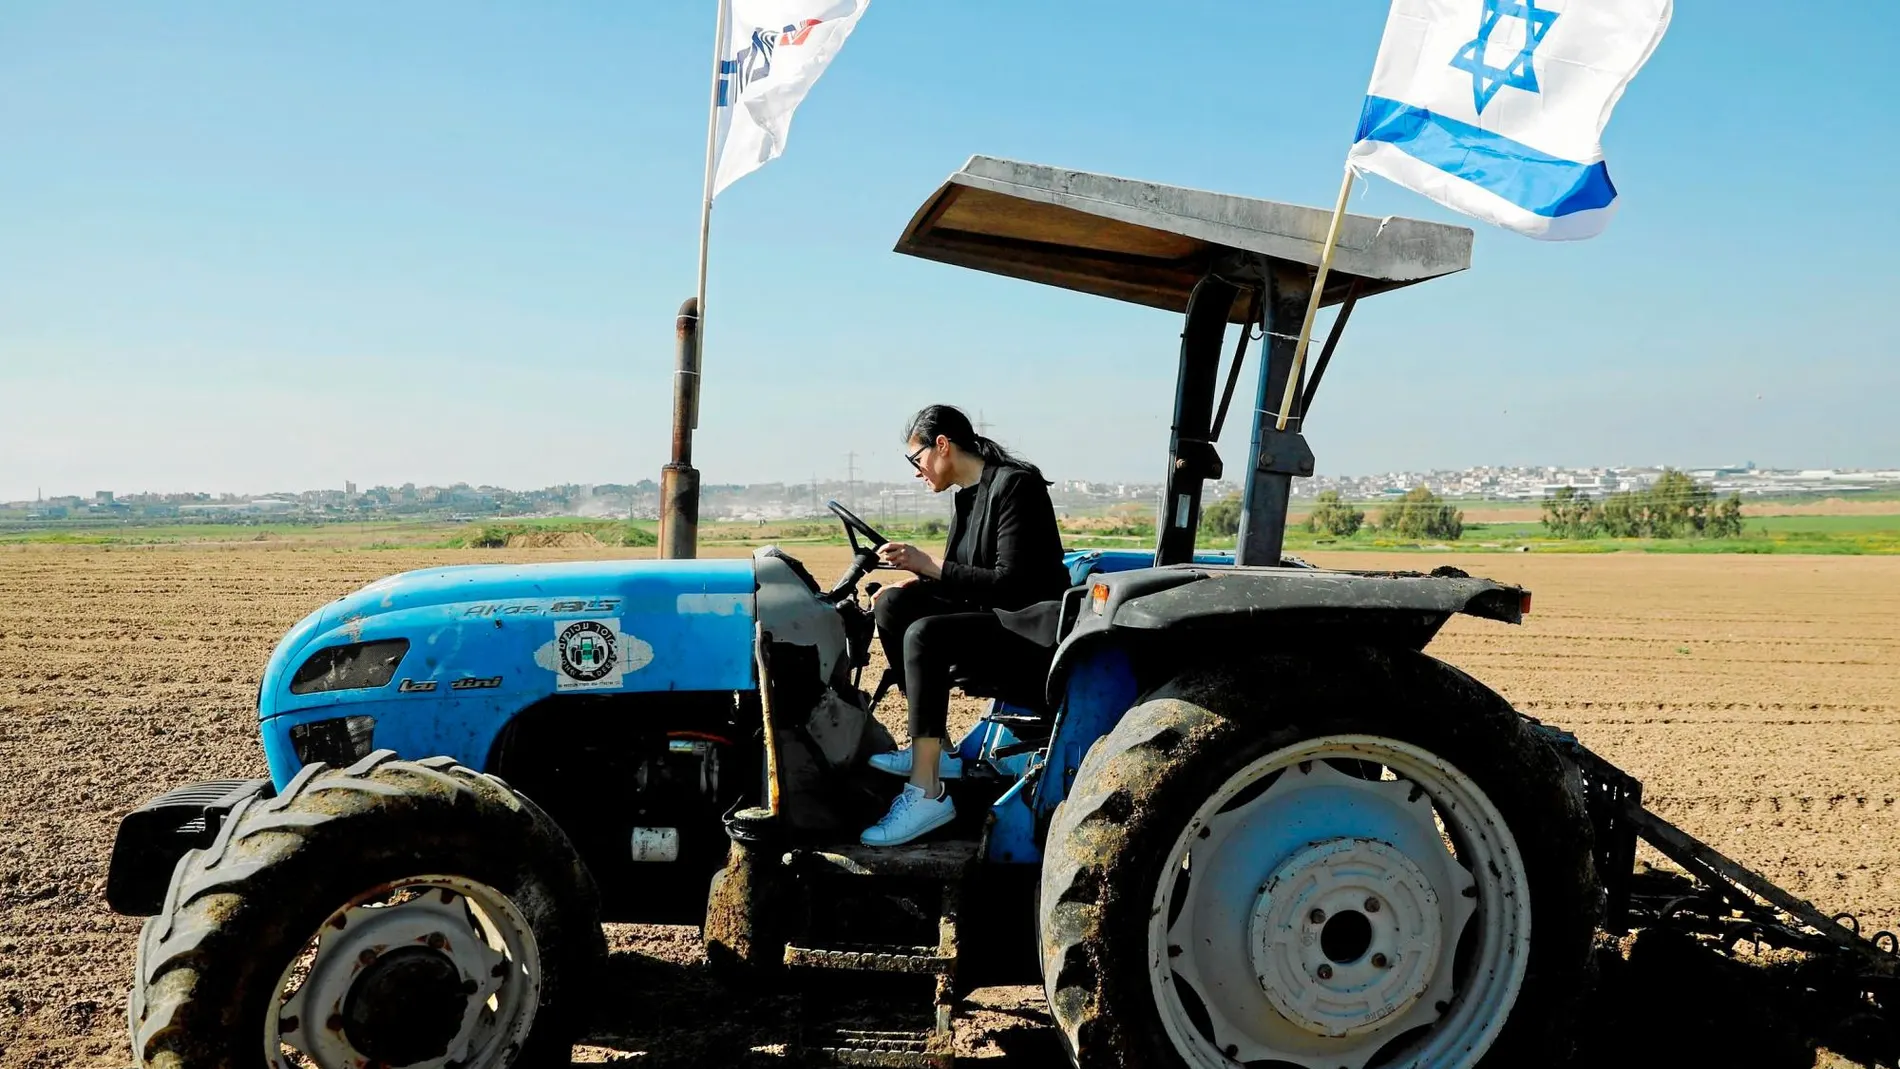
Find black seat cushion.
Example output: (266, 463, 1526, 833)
(948, 665, 1052, 718)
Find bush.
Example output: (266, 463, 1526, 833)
(1595, 491, 1642, 538)
(1541, 487, 1600, 539)
(464, 525, 508, 548)
(1201, 493, 1243, 537)
(1707, 493, 1744, 538)
(1640, 469, 1711, 538)
(617, 523, 659, 547)
(1307, 491, 1364, 537)
(1378, 488, 1463, 541)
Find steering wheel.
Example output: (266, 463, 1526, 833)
(827, 499, 890, 556)
(822, 500, 892, 602)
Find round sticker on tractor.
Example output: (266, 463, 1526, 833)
(557, 620, 620, 688)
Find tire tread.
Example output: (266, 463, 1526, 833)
(1036, 650, 1599, 1069)
(129, 752, 601, 1069)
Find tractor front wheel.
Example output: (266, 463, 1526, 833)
(130, 751, 605, 1069)
(1037, 648, 1599, 1069)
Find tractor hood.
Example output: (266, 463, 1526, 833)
(313, 559, 754, 633)
(260, 558, 759, 731)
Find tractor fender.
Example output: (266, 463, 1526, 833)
(1046, 563, 1524, 703)
(106, 778, 274, 917)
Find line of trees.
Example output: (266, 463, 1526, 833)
(1188, 473, 1750, 545)
(1542, 470, 1744, 539)
(1200, 487, 1463, 541)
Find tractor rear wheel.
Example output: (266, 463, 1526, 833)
(1037, 647, 1598, 1069)
(130, 751, 605, 1069)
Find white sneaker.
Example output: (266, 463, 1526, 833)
(867, 749, 964, 780)
(860, 783, 957, 847)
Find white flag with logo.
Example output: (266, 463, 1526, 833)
(1347, 0, 1671, 240)
(711, 0, 868, 197)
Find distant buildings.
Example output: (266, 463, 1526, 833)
(1291, 465, 1900, 502)
(5, 467, 1897, 525)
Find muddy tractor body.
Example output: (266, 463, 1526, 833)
(108, 158, 1899, 1069)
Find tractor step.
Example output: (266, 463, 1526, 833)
(803, 1027, 951, 1068)
(788, 876, 964, 1064)
(785, 942, 955, 974)
(801, 838, 979, 881)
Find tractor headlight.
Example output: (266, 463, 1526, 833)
(289, 715, 377, 768)
(289, 639, 409, 695)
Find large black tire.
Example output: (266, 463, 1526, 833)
(1037, 646, 1600, 1069)
(130, 751, 606, 1069)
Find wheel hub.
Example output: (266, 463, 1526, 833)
(1248, 837, 1443, 1037)
(1146, 739, 1528, 1069)
(342, 946, 471, 1064)
(270, 876, 540, 1069)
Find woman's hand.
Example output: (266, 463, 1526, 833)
(877, 542, 942, 580)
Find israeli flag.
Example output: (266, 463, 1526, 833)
(1348, 0, 1672, 240)
(711, 0, 869, 197)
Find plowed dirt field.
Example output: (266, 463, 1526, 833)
(1, 545, 1895, 1067)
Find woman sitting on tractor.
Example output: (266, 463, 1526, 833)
(861, 404, 1071, 847)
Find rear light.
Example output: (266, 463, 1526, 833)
(289, 715, 377, 768)
(1090, 583, 1110, 615)
(1520, 591, 1533, 616)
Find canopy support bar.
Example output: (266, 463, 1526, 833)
(1154, 271, 1238, 567)
(1237, 266, 1316, 567)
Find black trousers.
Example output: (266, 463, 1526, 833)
(873, 583, 1052, 741)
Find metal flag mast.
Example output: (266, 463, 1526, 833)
(661, 0, 730, 560)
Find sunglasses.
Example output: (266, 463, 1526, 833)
(905, 443, 929, 471)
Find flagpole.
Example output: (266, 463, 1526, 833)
(1275, 163, 1356, 431)
(661, 0, 728, 559)
(692, 0, 728, 431)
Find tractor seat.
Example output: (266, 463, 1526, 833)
(866, 665, 1052, 724)
(944, 589, 1078, 723)
(948, 668, 1052, 720)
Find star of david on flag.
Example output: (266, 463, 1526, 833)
(1347, 0, 1672, 240)
(1448, 0, 1557, 114)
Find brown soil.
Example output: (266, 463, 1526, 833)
(1741, 497, 1900, 517)
(1, 544, 1894, 1066)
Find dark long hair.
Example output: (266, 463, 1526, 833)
(904, 405, 1049, 485)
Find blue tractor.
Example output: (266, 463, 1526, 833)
(108, 158, 1898, 1069)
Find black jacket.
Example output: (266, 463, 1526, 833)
(935, 463, 1071, 613)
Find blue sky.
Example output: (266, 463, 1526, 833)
(1, 1, 1895, 501)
